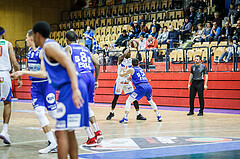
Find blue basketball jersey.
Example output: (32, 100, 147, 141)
(42, 38, 72, 90)
(132, 66, 149, 86)
(27, 47, 47, 81)
(68, 43, 95, 74)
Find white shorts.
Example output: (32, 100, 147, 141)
(114, 80, 134, 95)
(0, 71, 12, 101)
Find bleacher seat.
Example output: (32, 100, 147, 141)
(112, 5, 118, 16)
(101, 19, 106, 27)
(106, 18, 113, 26)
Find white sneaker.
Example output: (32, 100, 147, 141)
(224, 59, 228, 63)
(0, 130, 11, 144)
(38, 142, 57, 154)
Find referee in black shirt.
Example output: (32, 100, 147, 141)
(187, 55, 208, 116)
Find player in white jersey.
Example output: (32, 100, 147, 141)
(0, 26, 22, 144)
(106, 48, 146, 120)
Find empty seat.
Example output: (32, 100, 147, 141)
(77, 11, 82, 20)
(112, 26, 118, 34)
(112, 5, 118, 16)
(117, 26, 123, 35)
(118, 4, 124, 15)
(101, 19, 106, 27)
(101, 27, 107, 36)
(106, 18, 113, 26)
(168, 11, 175, 20)
(123, 17, 129, 25)
(90, 19, 95, 28)
(176, 10, 183, 19)
(134, 3, 140, 13)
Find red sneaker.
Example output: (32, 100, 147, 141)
(83, 137, 99, 147)
(95, 130, 103, 143)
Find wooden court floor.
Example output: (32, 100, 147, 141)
(0, 101, 240, 159)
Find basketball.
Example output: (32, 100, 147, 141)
(130, 39, 139, 49)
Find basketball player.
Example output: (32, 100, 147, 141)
(106, 48, 146, 121)
(12, 21, 89, 159)
(119, 58, 162, 123)
(65, 31, 103, 146)
(12, 30, 58, 153)
(0, 26, 22, 144)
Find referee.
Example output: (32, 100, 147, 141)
(187, 55, 208, 116)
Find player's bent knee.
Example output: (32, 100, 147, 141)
(35, 106, 49, 127)
(125, 96, 136, 112)
(148, 99, 157, 110)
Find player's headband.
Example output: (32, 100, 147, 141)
(0, 28, 5, 36)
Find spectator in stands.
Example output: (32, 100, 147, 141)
(194, 7, 205, 29)
(214, 38, 238, 63)
(84, 26, 93, 52)
(167, 25, 179, 48)
(99, 44, 110, 65)
(199, 22, 212, 43)
(209, 22, 221, 42)
(195, 0, 207, 9)
(192, 23, 204, 42)
(180, 17, 192, 43)
(138, 35, 146, 51)
(130, 21, 140, 39)
(212, 12, 222, 28)
(115, 30, 130, 47)
(146, 35, 158, 59)
(233, 20, 240, 42)
(157, 26, 168, 45)
(149, 19, 161, 34)
(187, 0, 197, 10)
(187, 6, 196, 23)
(225, 3, 237, 25)
(218, 21, 234, 44)
(138, 21, 148, 38)
(148, 27, 158, 39)
(138, 15, 146, 26)
(235, 4, 240, 23)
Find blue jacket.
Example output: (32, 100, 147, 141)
(210, 27, 221, 37)
(167, 30, 179, 41)
(84, 31, 93, 45)
(181, 22, 192, 33)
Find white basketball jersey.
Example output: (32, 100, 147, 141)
(0, 40, 11, 71)
(117, 58, 132, 84)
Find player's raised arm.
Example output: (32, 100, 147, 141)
(118, 48, 130, 64)
(44, 43, 84, 108)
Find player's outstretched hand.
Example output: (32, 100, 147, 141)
(72, 89, 84, 109)
(18, 79, 23, 88)
(10, 71, 24, 80)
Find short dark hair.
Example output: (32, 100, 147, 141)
(122, 30, 127, 33)
(195, 55, 202, 60)
(33, 21, 51, 38)
(104, 44, 108, 47)
(132, 58, 139, 66)
(66, 31, 77, 42)
(0, 27, 5, 35)
(163, 26, 167, 29)
(27, 29, 33, 36)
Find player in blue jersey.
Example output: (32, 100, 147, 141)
(119, 58, 162, 123)
(65, 31, 103, 146)
(12, 21, 89, 159)
(11, 30, 58, 153)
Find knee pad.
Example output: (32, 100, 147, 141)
(125, 96, 135, 112)
(35, 106, 49, 127)
(48, 109, 57, 119)
(89, 107, 95, 118)
(148, 99, 157, 110)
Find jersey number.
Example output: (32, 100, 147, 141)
(0, 46, 2, 57)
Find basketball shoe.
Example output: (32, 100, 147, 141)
(136, 114, 147, 120)
(106, 112, 114, 120)
(83, 137, 99, 147)
(38, 141, 57, 154)
(119, 117, 128, 123)
(157, 116, 162, 122)
(95, 130, 103, 143)
(0, 130, 11, 144)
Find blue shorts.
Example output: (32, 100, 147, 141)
(31, 81, 57, 111)
(130, 83, 152, 101)
(56, 78, 89, 130)
(1, 89, 13, 102)
(81, 72, 95, 103)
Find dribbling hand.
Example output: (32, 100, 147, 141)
(95, 81, 99, 90)
(72, 89, 84, 109)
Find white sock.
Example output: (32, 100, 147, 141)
(111, 110, 114, 113)
(85, 127, 94, 139)
(92, 123, 99, 132)
(155, 110, 160, 117)
(3, 123, 8, 132)
(124, 113, 128, 119)
(136, 111, 140, 115)
(46, 131, 56, 145)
